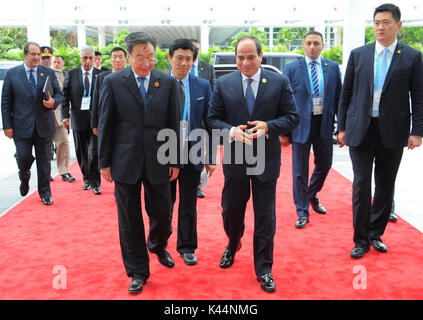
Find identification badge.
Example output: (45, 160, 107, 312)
(312, 97, 323, 116)
(81, 96, 91, 111)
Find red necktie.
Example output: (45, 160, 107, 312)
(84, 72, 90, 96)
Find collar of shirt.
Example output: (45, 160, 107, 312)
(81, 67, 93, 77)
(24, 63, 37, 74)
(305, 56, 322, 66)
(241, 68, 261, 97)
(132, 68, 151, 88)
(375, 39, 398, 56)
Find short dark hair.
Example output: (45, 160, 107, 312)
(95, 51, 102, 57)
(235, 36, 262, 56)
(125, 31, 157, 55)
(169, 39, 197, 59)
(24, 42, 40, 55)
(374, 3, 401, 22)
(110, 47, 127, 58)
(54, 55, 65, 62)
(304, 31, 324, 43)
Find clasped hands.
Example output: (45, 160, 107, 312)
(233, 121, 268, 145)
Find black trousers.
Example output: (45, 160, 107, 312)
(170, 163, 201, 254)
(13, 129, 52, 199)
(72, 129, 100, 188)
(221, 174, 277, 276)
(114, 173, 172, 279)
(349, 119, 403, 248)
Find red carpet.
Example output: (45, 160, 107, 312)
(1, 147, 423, 300)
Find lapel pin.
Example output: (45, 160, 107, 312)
(397, 50, 401, 55)
(154, 82, 160, 88)
(40, 73, 44, 77)
(324, 63, 328, 66)
(262, 78, 267, 84)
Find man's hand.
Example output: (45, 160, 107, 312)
(43, 92, 55, 109)
(246, 121, 268, 139)
(280, 136, 290, 147)
(233, 124, 252, 145)
(93, 128, 98, 136)
(169, 167, 180, 182)
(62, 118, 70, 130)
(205, 164, 216, 178)
(337, 131, 346, 148)
(100, 167, 112, 183)
(3, 128, 13, 139)
(408, 135, 422, 150)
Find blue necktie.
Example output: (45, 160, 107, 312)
(245, 78, 255, 117)
(28, 69, 37, 97)
(310, 60, 320, 96)
(379, 48, 389, 88)
(137, 77, 147, 105)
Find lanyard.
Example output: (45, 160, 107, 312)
(83, 72, 92, 97)
(182, 79, 190, 122)
(307, 62, 324, 97)
(375, 50, 394, 89)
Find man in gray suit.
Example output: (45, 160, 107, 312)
(98, 32, 181, 294)
(338, 3, 423, 259)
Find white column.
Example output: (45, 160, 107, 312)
(77, 24, 87, 50)
(200, 24, 209, 54)
(27, 0, 50, 46)
(268, 27, 274, 50)
(98, 27, 106, 49)
(343, 0, 366, 68)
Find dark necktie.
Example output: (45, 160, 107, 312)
(245, 78, 255, 117)
(28, 69, 37, 97)
(137, 77, 147, 105)
(310, 60, 320, 96)
(177, 80, 186, 118)
(84, 72, 90, 97)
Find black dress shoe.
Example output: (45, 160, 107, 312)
(41, 197, 53, 206)
(220, 247, 235, 269)
(92, 187, 102, 195)
(181, 253, 198, 266)
(371, 240, 388, 253)
(295, 216, 310, 229)
(157, 250, 175, 268)
(129, 275, 147, 294)
(20, 180, 30, 197)
(389, 212, 398, 222)
(83, 183, 91, 190)
(257, 274, 276, 293)
(310, 197, 327, 214)
(350, 247, 370, 259)
(61, 173, 76, 182)
(197, 185, 205, 198)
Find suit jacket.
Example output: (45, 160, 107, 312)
(338, 42, 423, 148)
(98, 67, 181, 185)
(284, 57, 342, 144)
(207, 68, 299, 182)
(183, 74, 213, 171)
(198, 60, 216, 91)
(91, 70, 112, 129)
(62, 67, 102, 131)
(1, 64, 63, 139)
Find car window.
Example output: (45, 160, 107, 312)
(215, 55, 236, 64)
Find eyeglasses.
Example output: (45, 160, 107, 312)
(131, 54, 156, 63)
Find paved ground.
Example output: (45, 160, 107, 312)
(1, 130, 422, 232)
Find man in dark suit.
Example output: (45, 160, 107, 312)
(98, 32, 181, 294)
(1, 42, 63, 205)
(282, 31, 342, 229)
(91, 47, 128, 136)
(62, 46, 102, 195)
(190, 39, 216, 198)
(338, 3, 423, 259)
(208, 35, 299, 292)
(166, 39, 215, 266)
(94, 51, 109, 72)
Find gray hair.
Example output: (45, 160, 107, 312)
(80, 46, 95, 57)
(125, 32, 156, 55)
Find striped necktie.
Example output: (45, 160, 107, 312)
(310, 60, 320, 96)
(28, 69, 37, 97)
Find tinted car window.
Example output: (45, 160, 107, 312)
(215, 56, 236, 64)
